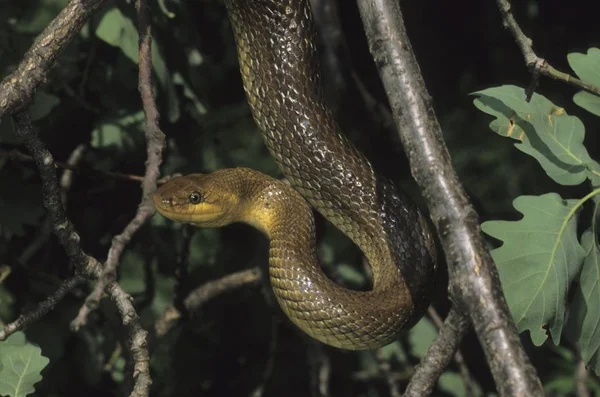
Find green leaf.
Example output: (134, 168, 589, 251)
(95, 8, 139, 65)
(481, 193, 587, 345)
(95, 7, 180, 122)
(13, 0, 69, 34)
(30, 91, 60, 121)
(90, 111, 145, 151)
(573, 92, 600, 118)
(438, 372, 468, 397)
(565, 227, 600, 375)
(408, 317, 437, 358)
(119, 250, 146, 294)
(472, 85, 593, 185)
(568, 48, 600, 117)
(0, 332, 49, 397)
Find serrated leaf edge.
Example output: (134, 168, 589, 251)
(581, 201, 600, 356)
(515, 189, 600, 325)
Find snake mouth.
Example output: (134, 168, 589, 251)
(153, 192, 225, 224)
(160, 209, 225, 224)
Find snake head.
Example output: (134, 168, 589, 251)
(152, 172, 241, 227)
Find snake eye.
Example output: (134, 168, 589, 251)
(188, 191, 203, 204)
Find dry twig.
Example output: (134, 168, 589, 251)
(0, 274, 85, 340)
(427, 307, 476, 396)
(1, 148, 147, 183)
(72, 0, 166, 329)
(10, 111, 152, 397)
(496, 0, 600, 100)
(154, 267, 263, 337)
(403, 310, 471, 396)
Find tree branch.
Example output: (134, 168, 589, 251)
(495, 0, 600, 100)
(154, 267, 263, 337)
(72, 0, 166, 329)
(404, 309, 471, 396)
(0, 0, 109, 118)
(355, 0, 543, 395)
(0, 148, 150, 183)
(0, 274, 85, 341)
(11, 111, 151, 397)
(426, 307, 476, 396)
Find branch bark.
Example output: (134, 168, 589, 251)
(11, 111, 151, 397)
(72, 0, 166, 330)
(0, 0, 108, 118)
(356, 0, 544, 395)
(404, 310, 471, 396)
(154, 267, 263, 337)
(495, 0, 600, 100)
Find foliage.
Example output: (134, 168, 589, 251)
(0, 0, 599, 396)
(0, 332, 49, 397)
(474, 49, 600, 378)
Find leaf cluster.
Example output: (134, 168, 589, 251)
(474, 48, 600, 393)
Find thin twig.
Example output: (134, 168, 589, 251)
(374, 349, 401, 397)
(250, 318, 279, 397)
(60, 143, 87, 205)
(12, 112, 102, 278)
(427, 307, 476, 397)
(356, 0, 544, 395)
(154, 267, 263, 337)
(306, 338, 331, 397)
(0, 274, 85, 340)
(403, 310, 471, 396)
(1, 149, 149, 183)
(0, 0, 109, 118)
(495, 0, 600, 100)
(72, 0, 166, 329)
(106, 282, 152, 397)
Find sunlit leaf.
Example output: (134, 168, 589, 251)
(482, 193, 586, 345)
(0, 332, 49, 397)
(568, 47, 600, 117)
(473, 85, 594, 185)
(573, 92, 600, 118)
(95, 8, 138, 65)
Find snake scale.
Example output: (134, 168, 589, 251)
(153, 0, 437, 350)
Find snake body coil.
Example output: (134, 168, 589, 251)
(153, 0, 437, 350)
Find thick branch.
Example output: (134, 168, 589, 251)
(0, 0, 108, 118)
(13, 112, 102, 278)
(356, 0, 543, 395)
(496, 0, 600, 99)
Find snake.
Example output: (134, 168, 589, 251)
(153, 0, 437, 350)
